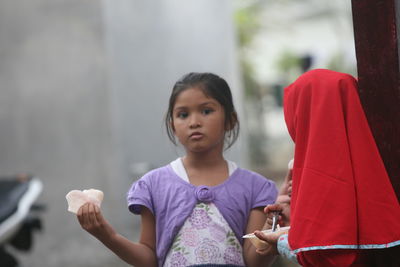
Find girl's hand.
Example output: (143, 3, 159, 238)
(77, 202, 116, 242)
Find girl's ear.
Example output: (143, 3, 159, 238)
(170, 119, 176, 132)
(226, 112, 238, 131)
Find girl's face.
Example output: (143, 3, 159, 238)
(172, 87, 226, 154)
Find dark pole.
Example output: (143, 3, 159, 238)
(351, 0, 400, 201)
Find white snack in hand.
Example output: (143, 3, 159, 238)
(242, 226, 290, 249)
(66, 189, 104, 214)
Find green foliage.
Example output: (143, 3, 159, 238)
(276, 51, 301, 73)
(234, 1, 268, 166)
(234, 4, 262, 48)
(326, 50, 357, 76)
(234, 1, 264, 100)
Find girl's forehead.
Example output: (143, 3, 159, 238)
(174, 87, 216, 104)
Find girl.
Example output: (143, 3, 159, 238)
(76, 72, 278, 267)
(254, 69, 400, 266)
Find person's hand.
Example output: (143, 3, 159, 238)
(276, 194, 290, 205)
(263, 203, 290, 229)
(279, 168, 293, 198)
(286, 179, 292, 198)
(253, 230, 284, 256)
(77, 202, 116, 242)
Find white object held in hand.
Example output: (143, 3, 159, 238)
(65, 189, 104, 214)
(242, 226, 290, 249)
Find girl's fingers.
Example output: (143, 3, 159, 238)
(94, 205, 104, 223)
(88, 203, 96, 225)
(82, 203, 91, 225)
(76, 203, 100, 228)
(77, 203, 87, 224)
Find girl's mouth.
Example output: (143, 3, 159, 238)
(190, 132, 203, 140)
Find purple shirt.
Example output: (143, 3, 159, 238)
(127, 164, 277, 267)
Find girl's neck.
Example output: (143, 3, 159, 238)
(183, 149, 225, 169)
(182, 153, 229, 187)
(183, 156, 225, 168)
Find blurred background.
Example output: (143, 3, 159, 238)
(0, 0, 356, 266)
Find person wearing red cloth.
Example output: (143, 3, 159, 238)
(254, 69, 400, 266)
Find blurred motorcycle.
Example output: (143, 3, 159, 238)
(0, 174, 44, 267)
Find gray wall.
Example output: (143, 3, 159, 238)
(102, 0, 247, 180)
(0, 1, 245, 266)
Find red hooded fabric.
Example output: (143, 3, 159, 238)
(283, 69, 400, 264)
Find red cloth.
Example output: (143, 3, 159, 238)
(283, 69, 400, 266)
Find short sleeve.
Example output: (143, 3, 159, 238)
(126, 178, 154, 215)
(252, 178, 278, 209)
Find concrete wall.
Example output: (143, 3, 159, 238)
(102, 0, 246, 180)
(0, 1, 244, 266)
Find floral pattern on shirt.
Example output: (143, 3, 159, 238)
(223, 246, 243, 265)
(195, 238, 221, 263)
(167, 251, 188, 267)
(188, 203, 212, 229)
(164, 203, 244, 267)
(209, 222, 226, 242)
(181, 227, 199, 247)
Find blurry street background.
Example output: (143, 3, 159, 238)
(0, 0, 356, 266)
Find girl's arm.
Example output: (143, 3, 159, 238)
(243, 207, 276, 267)
(77, 203, 157, 267)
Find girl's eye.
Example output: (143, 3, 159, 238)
(202, 108, 213, 115)
(177, 111, 188, 119)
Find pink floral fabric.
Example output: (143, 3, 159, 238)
(164, 203, 244, 267)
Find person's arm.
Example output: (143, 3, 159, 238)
(253, 203, 294, 261)
(279, 160, 293, 197)
(254, 230, 361, 266)
(253, 231, 297, 263)
(77, 203, 157, 267)
(243, 208, 276, 267)
(265, 160, 292, 229)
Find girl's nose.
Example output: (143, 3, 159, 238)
(189, 115, 201, 128)
(189, 121, 201, 128)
